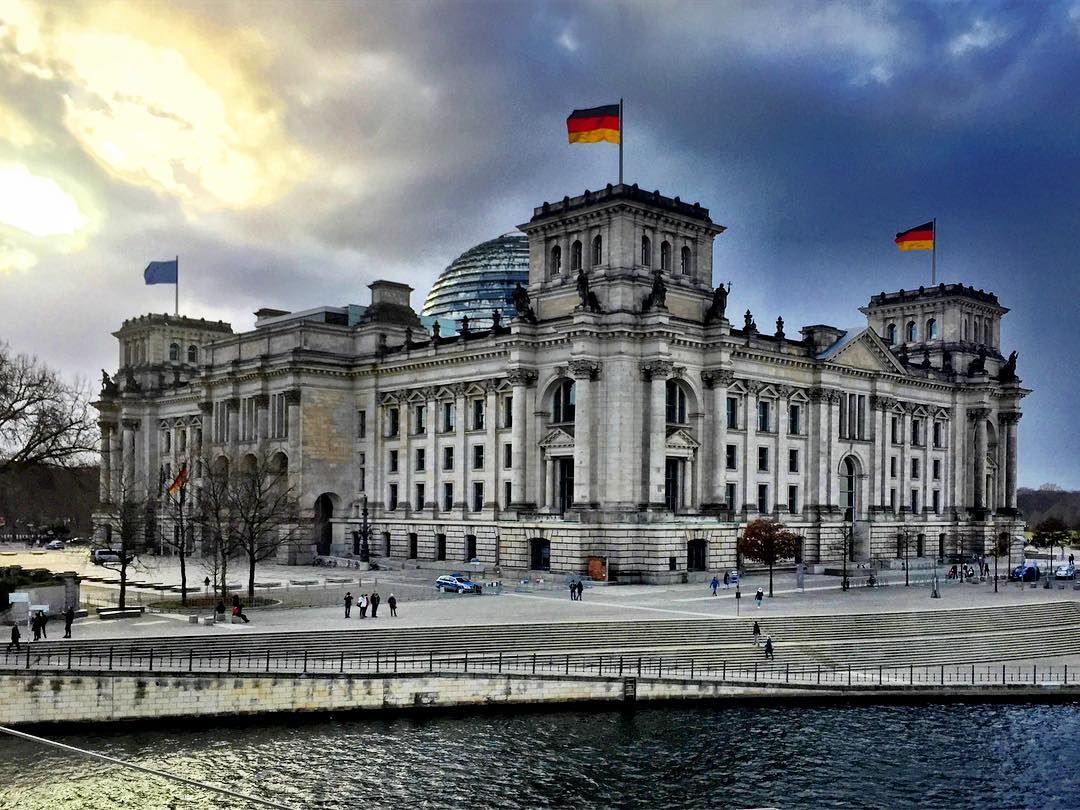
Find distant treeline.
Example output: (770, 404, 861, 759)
(0, 464, 99, 537)
(1018, 488, 1080, 530)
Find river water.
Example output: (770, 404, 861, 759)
(1, 702, 1078, 809)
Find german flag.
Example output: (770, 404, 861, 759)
(895, 221, 934, 251)
(166, 464, 188, 497)
(567, 104, 620, 144)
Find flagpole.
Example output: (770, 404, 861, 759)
(175, 255, 179, 316)
(931, 219, 936, 285)
(618, 97, 624, 186)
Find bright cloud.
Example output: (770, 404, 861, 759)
(949, 18, 1007, 56)
(0, 163, 84, 236)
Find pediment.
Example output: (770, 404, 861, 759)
(539, 427, 575, 449)
(825, 329, 907, 374)
(666, 428, 700, 449)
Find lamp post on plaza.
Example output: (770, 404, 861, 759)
(841, 508, 852, 592)
(352, 495, 372, 562)
(901, 531, 910, 587)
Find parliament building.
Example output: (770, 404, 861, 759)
(94, 183, 1028, 581)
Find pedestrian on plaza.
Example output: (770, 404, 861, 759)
(723, 571, 730, 589)
(359, 594, 368, 618)
(63, 606, 74, 639)
(370, 591, 380, 618)
(31, 613, 41, 642)
(764, 636, 774, 660)
(344, 592, 353, 618)
(215, 600, 226, 618)
(38, 611, 47, 639)
(231, 595, 250, 624)
(7, 624, 20, 653)
(569, 580, 577, 600)
(752, 621, 761, 646)
(755, 588, 763, 609)
(387, 593, 397, 617)
(576, 581, 584, 601)
(711, 575, 720, 596)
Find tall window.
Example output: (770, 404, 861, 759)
(550, 245, 562, 276)
(757, 447, 769, 472)
(933, 421, 943, 448)
(680, 246, 691, 275)
(591, 235, 602, 266)
(472, 482, 484, 512)
(726, 444, 737, 470)
(885, 323, 897, 344)
(840, 456, 857, 520)
(240, 397, 257, 441)
(168, 342, 179, 362)
(387, 407, 400, 437)
(932, 459, 941, 480)
(758, 400, 771, 432)
(187, 345, 198, 363)
(415, 448, 426, 472)
(725, 483, 737, 510)
(911, 458, 920, 479)
(926, 318, 938, 339)
(788, 448, 799, 473)
(890, 416, 900, 444)
(910, 488, 919, 513)
(472, 445, 485, 470)
(905, 321, 917, 342)
(502, 395, 512, 428)
(665, 380, 687, 424)
(443, 446, 454, 470)
(414, 404, 426, 435)
(503, 443, 512, 469)
(838, 394, 866, 440)
(911, 418, 923, 446)
(553, 379, 576, 423)
(726, 396, 738, 429)
(932, 490, 941, 513)
(641, 234, 651, 266)
(442, 483, 453, 511)
(660, 240, 671, 271)
(757, 484, 769, 513)
(788, 404, 801, 435)
(388, 483, 399, 511)
(471, 399, 485, 430)
(571, 240, 582, 272)
(389, 450, 398, 473)
(787, 485, 799, 514)
(415, 483, 425, 511)
(356, 408, 366, 439)
(442, 402, 455, 432)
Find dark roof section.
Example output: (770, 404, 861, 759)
(867, 283, 1004, 309)
(117, 313, 233, 333)
(528, 183, 714, 225)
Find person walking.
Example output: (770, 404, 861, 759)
(370, 591, 380, 618)
(344, 592, 353, 618)
(38, 612, 47, 639)
(7, 624, 20, 653)
(752, 620, 761, 647)
(231, 595, 250, 624)
(569, 580, 577, 601)
(63, 606, 75, 639)
(723, 571, 730, 590)
(31, 613, 41, 642)
(576, 581, 584, 601)
(387, 593, 397, 617)
(755, 587, 764, 609)
(710, 575, 720, 596)
(764, 636, 774, 660)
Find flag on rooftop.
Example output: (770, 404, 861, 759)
(144, 258, 178, 285)
(895, 221, 934, 251)
(567, 104, 621, 144)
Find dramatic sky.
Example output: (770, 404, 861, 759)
(0, 0, 1078, 487)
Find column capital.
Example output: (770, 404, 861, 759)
(967, 407, 991, 422)
(640, 359, 672, 381)
(743, 380, 764, 395)
(283, 389, 302, 405)
(700, 369, 734, 389)
(808, 386, 828, 403)
(999, 411, 1022, 425)
(869, 395, 898, 411)
(224, 397, 240, 412)
(506, 368, 538, 387)
(198, 400, 214, 415)
(121, 418, 141, 430)
(569, 359, 601, 380)
(775, 384, 795, 399)
(450, 382, 468, 397)
(253, 393, 270, 407)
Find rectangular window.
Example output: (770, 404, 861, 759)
(757, 447, 769, 472)
(213, 401, 229, 443)
(911, 418, 922, 447)
(932, 459, 941, 480)
(472, 482, 484, 512)
(415, 448, 426, 472)
(472, 399, 485, 430)
(933, 421, 943, 448)
(240, 397, 256, 441)
(757, 484, 769, 513)
(504, 480, 512, 508)
(840, 393, 866, 439)
(443, 446, 454, 471)
(725, 483, 737, 510)
(857, 395, 866, 439)
(502, 395, 513, 428)
(442, 402, 455, 432)
(271, 393, 289, 439)
(932, 489, 941, 514)
(910, 489, 919, 513)
(358, 456, 366, 493)
(890, 456, 897, 478)
(414, 404, 426, 435)
(388, 407, 400, 438)
(726, 444, 737, 471)
(889, 488, 897, 511)
(788, 448, 799, 473)
(911, 458, 920, 480)
(179, 430, 186, 452)
(890, 416, 899, 444)
(503, 443, 512, 469)
(758, 401, 770, 432)
(388, 483, 399, 511)
(726, 396, 738, 429)
(415, 483, 425, 510)
(788, 485, 799, 514)
(442, 482, 453, 511)
(356, 408, 366, 439)
(162, 430, 171, 452)
(788, 404, 801, 435)
(389, 450, 399, 473)
(472, 445, 485, 469)
(839, 394, 847, 439)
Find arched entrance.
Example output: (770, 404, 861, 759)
(529, 538, 551, 571)
(313, 493, 335, 556)
(839, 456, 857, 521)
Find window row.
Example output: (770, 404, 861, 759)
(721, 482, 801, 514)
(887, 488, 943, 514)
(377, 397, 513, 438)
(889, 456, 944, 481)
(167, 343, 201, 364)
(885, 318, 937, 345)
(726, 398, 804, 435)
(385, 443, 514, 474)
(889, 416, 946, 448)
(725, 445, 801, 474)
(386, 481, 508, 513)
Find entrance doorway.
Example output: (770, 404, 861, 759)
(437, 533, 446, 561)
(687, 538, 707, 571)
(465, 534, 477, 561)
(529, 538, 551, 571)
(408, 532, 418, 559)
(313, 494, 334, 556)
(839, 457, 857, 521)
(556, 458, 574, 513)
(665, 458, 683, 511)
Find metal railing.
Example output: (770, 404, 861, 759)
(2, 646, 1074, 689)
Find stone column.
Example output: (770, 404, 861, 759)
(641, 360, 673, 508)
(121, 418, 139, 493)
(898, 404, 911, 512)
(484, 380, 499, 510)
(970, 407, 989, 511)
(702, 369, 732, 508)
(254, 393, 270, 441)
(1003, 412, 1020, 510)
(453, 383, 467, 511)
(98, 423, 113, 503)
(775, 386, 791, 513)
(425, 391, 438, 511)
(401, 395, 412, 514)
(808, 388, 829, 511)
(226, 397, 240, 454)
(508, 369, 536, 509)
(742, 382, 761, 514)
(569, 360, 600, 508)
(541, 453, 553, 511)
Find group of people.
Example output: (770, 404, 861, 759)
(567, 581, 585, 601)
(709, 572, 738, 594)
(5, 606, 77, 652)
(344, 591, 397, 619)
(215, 595, 250, 623)
(752, 621, 775, 660)
(945, 563, 988, 581)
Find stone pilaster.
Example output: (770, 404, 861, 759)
(1001, 411, 1021, 511)
(569, 359, 601, 508)
(641, 360, 673, 508)
(701, 369, 733, 510)
(969, 407, 990, 512)
(507, 369, 536, 510)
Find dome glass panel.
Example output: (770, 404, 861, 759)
(422, 233, 529, 329)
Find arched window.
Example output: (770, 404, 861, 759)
(571, 240, 582, 272)
(169, 342, 180, 362)
(840, 456, 857, 521)
(660, 241, 671, 271)
(665, 380, 687, 424)
(926, 318, 938, 340)
(187, 344, 198, 363)
(552, 379, 576, 423)
(550, 245, 561, 276)
(905, 321, 917, 342)
(885, 323, 897, 344)
(591, 235, 602, 266)
(640, 235, 651, 266)
(680, 245, 691, 275)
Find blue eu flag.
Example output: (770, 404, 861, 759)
(143, 259, 178, 285)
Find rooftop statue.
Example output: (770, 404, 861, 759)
(998, 350, 1019, 383)
(704, 282, 729, 323)
(510, 282, 537, 324)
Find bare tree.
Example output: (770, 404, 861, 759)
(160, 463, 193, 606)
(229, 452, 299, 602)
(0, 343, 98, 474)
(96, 485, 149, 609)
(195, 457, 239, 601)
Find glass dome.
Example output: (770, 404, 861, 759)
(422, 232, 529, 329)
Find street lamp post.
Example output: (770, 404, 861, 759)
(841, 511, 851, 592)
(903, 532, 910, 587)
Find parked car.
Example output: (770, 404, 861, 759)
(91, 548, 121, 565)
(1054, 563, 1076, 579)
(44, 539, 65, 550)
(435, 574, 480, 593)
(1008, 562, 1040, 582)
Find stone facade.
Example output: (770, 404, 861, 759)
(94, 184, 1028, 582)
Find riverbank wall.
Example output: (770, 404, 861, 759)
(3, 670, 1080, 727)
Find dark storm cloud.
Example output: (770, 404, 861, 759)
(1, 0, 1077, 486)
